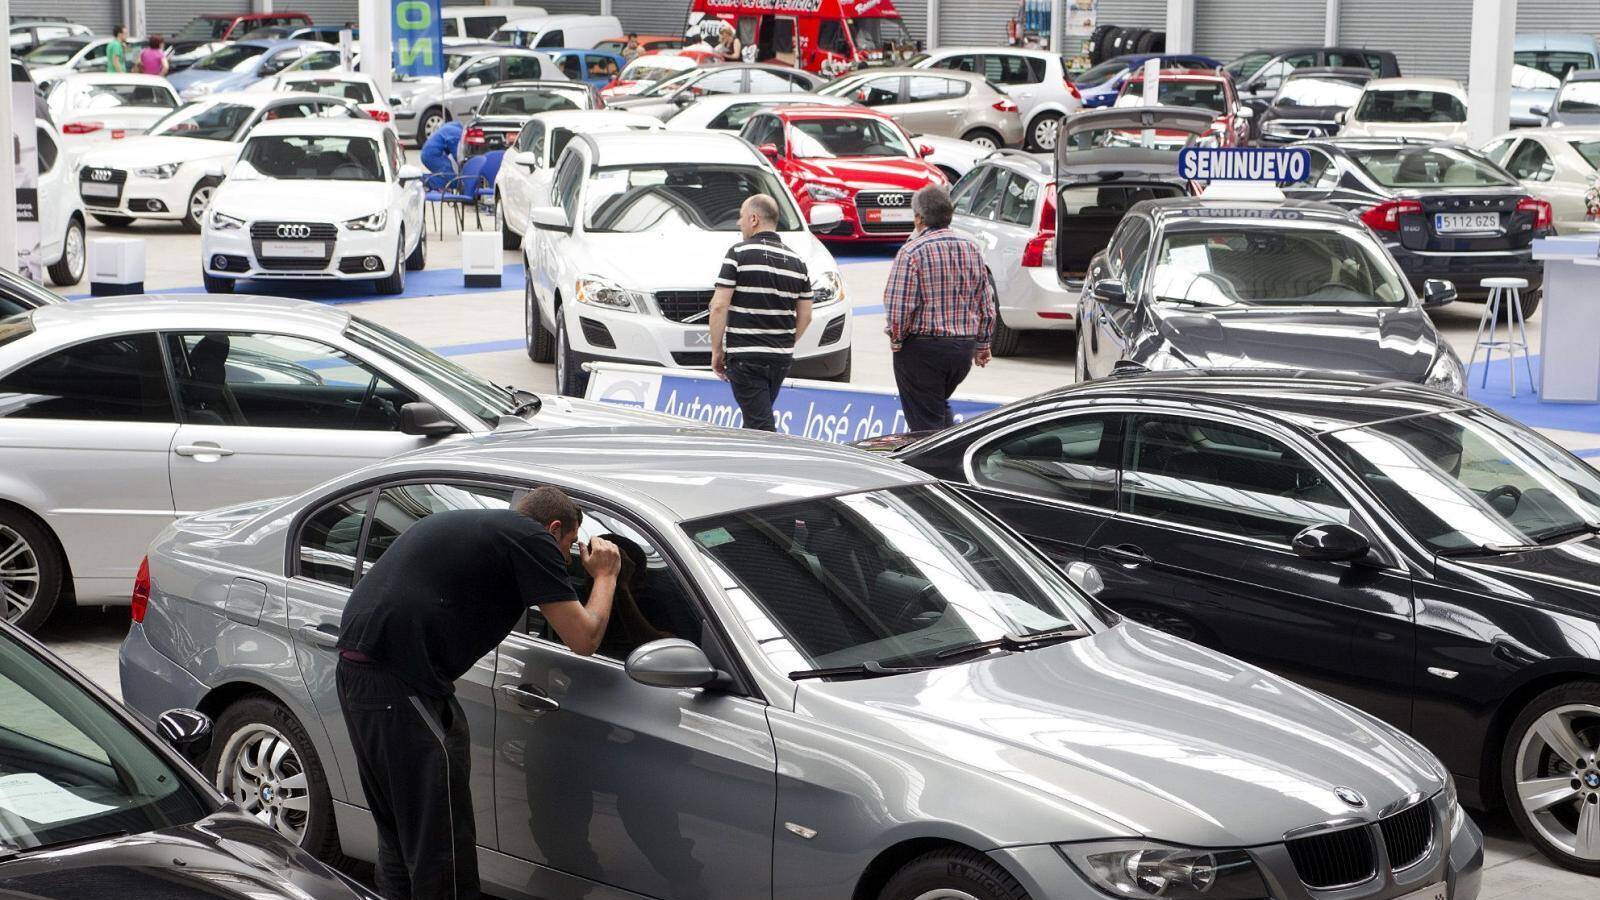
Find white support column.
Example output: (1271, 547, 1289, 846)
(1465, 0, 1516, 147)
(599, 0, 612, 15)
(1324, 0, 1339, 46)
(1165, 0, 1196, 55)
(0, 0, 15, 273)
(1050, 0, 1065, 51)
(926, 0, 939, 51)
(360, 0, 393, 101)
(125, 0, 146, 40)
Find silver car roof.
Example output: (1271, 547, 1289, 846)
(23, 295, 353, 343)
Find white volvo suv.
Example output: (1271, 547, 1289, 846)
(200, 118, 426, 294)
(524, 131, 852, 396)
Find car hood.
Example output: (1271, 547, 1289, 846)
(1147, 304, 1438, 381)
(79, 135, 240, 168)
(0, 812, 376, 899)
(799, 624, 1444, 847)
(1345, 120, 1468, 141)
(793, 156, 942, 191)
(213, 177, 394, 221)
(1439, 536, 1600, 619)
(578, 230, 838, 291)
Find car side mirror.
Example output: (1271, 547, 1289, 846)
(673, 92, 693, 106)
(529, 205, 572, 233)
(1291, 522, 1371, 563)
(203, 162, 226, 179)
(158, 708, 213, 757)
(1334, 109, 1348, 124)
(1091, 278, 1129, 306)
(397, 163, 425, 182)
(918, 143, 934, 157)
(1531, 105, 1549, 118)
(1064, 561, 1105, 597)
(1234, 104, 1253, 119)
(1422, 278, 1457, 308)
(625, 638, 732, 690)
(757, 142, 780, 159)
(808, 202, 845, 233)
(513, 149, 540, 170)
(398, 401, 459, 436)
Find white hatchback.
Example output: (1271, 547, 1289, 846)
(1339, 77, 1470, 142)
(201, 118, 426, 294)
(524, 131, 852, 395)
(45, 74, 181, 157)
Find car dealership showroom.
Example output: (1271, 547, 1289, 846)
(6, 0, 1600, 896)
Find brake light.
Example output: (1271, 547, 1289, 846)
(1360, 199, 1423, 232)
(464, 126, 486, 145)
(62, 121, 103, 135)
(1022, 186, 1057, 268)
(1516, 196, 1553, 230)
(131, 556, 150, 623)
(111, 129, 125, 139)
(367, 107, 391, 122)
(1065, 79, 1082, 100)
(993, 98, 1019, 113)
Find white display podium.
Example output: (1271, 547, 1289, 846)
(1531, 236, 1600, 403)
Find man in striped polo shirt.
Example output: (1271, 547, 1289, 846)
(709, 195, 814, 431)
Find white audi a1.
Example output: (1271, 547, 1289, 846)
(524, 131, 852, 395)
(75, 90, 367, 232)
(200, 118, 426, 295)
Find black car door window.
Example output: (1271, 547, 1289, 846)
(556, 507, 701, 660)
(297, 491, 373, 586)
(937, 53, 981, 74)
(1504, 139, 1555, 182)
(1106, 216, 1152, 292)
(360, 482, 514, 576)
(969, 167, 1008, 219)
(950, 165, 995, 215)
(1121, 414, 1354, 543)
(972, 414, 1118, 507)
(857, 76, 903, 106)
(997, 170, 1040, 227)
(536, 29, 565, 48)
(0, 333, 173, 422)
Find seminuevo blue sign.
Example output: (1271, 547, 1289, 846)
(1178, 147, 1312, 183)
(392, 0, 444, 77)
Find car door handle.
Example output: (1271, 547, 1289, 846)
(946, 110, 962, 116)
(300, 624, 340, 649)
(498, 683, 560, 712)
(174, 443, 234, 458)
(1098, 544, 1152, 567)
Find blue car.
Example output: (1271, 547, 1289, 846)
(546, 47, 626, 89)
(169, 39, 330, 100)
(1075, 52, 1224, 108)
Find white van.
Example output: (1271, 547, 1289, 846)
(492, 14, 622, 50)
(440, 5, 542, 45)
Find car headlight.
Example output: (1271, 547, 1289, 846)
(343, 211, 388, 231)
(806, 183, 851, 202)
(1061, 841, 1270, 899)
(1425, 352, 1466, 395)
(1442, 772, 1466, 838)
(812, 270, 845, 306)
(391, 94, 414, 110)
(208, 210, 244, 231)
(134, 162, 180, 179)
(574, 276, 643, 313)
(1261, 120, 1293, 135)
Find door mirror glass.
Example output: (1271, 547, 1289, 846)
(1234, 104, 1253, 119)
(918, 143, 934, 157)
(625, 638, 728, 690)
(157, 708, 213, 755)
(808, 202, 845, 232)
(529, 205, 571, 232)
(1092, 278, 1129, 305)
(1064, 561, 1105, 597)
(1422, 279, 1457, 308)
(397, 163, 425, 182)
(1291, 522, 1371, 563)
(513, 150, 540, 169)
(1531, 105, 1549, 118)
(398, 401, 458, 436)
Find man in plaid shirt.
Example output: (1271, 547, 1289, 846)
(884, 184, 996, 432)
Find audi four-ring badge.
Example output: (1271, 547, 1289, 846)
(736, 105, 948, 242)
(199, 118, 427, 296)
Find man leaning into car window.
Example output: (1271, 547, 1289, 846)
(334, 486, 620, 900)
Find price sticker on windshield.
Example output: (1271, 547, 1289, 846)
(1178, 147, 1312, 183)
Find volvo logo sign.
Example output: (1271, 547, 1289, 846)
(1334, 786, 1367, 808)
(876, 193, 908, 207)
(88, 169, 112, 182)
(276, 223, 313, 239)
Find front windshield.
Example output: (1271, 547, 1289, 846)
(23, 39, 85, 65)
(177, 16, 231, 41)
(848, 17, 914, 53)
(1348, 146, 1517, 189)
(0, 633, 210, 854)
(1149, 225, 1409, 307)
(148, 101, 254, 141)
(1225, 51, 1274, 80)
(237, 135, 384, 181)
(1324, 410, 1600, 553)
(582, 163, 802, 232)
(346, 319, 518, 425)
(686, 486, 1092, 673)
(1123, 79, 1226, 112)
(791, 117, 911, 158)
(1514, 49, 1594, 81)
(1557, 81, 1600, 113)
(481, 89, 579, 116)
(1274, 77, 1364, 109)
(1354, 88, 1466, 123)
(286, 79, 375, 103)
(193, 43, 267, 73)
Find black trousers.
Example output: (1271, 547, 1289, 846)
(893, 336, 976, 433)
(337, 658, 477, 900)
(727, 355, 791, 431)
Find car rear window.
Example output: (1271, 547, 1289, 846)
(1570, 139, 1600, 170)
(1347, 146, 1516, 188)
(1353, 89, 1466, 123)
(0, 315, 34, 348)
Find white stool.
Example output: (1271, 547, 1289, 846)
(1468, 277, 1536, 397)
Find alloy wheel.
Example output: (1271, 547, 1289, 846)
(63, 222, 85, 280)
(0, 525, 40, 623)
(911, 891, 981, 900)
(422, 111, 444, 141)
(1032, 116, 1060, 151)
(215, 723, 313, 844)
(189, 184, 215, 226)
(555, 315, 569, 391)
(967, 133, 999, 150)
(1515, 703, 1600, 861)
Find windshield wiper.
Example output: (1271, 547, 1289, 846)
(788, 660, 937, 681)
(503, 385, 542, 417)
(0, 829, 129, 860)
(934, 626, 1088, 661)
(1532, 522, 1600, 546)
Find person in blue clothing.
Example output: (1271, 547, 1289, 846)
(421, 120, 464, 187)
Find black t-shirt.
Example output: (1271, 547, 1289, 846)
(336, 509, 577, 697)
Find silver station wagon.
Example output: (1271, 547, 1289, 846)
(121, 427, 1484, 900)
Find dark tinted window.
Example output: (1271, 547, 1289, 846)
(464, 15, 505, 39)
(817, 19, 849, 55)
(908, 76, 966, 102)
(708, 101, 763, 130)
(0, 334, 173, 422)
(1505, 139, 1554, 181)
(298, 493, 370, 586)
(857, 75, 901, 106)
(536, 29, 564, 48)
(441, 19, 459, 37)
(36, 127, 56, 173)
(972, 414, 1117, 506)
(985, 53, 1043, 85)
(950, 165, 995, 214)
(935, 53, 980, 73)
(362, 482, 513, 575)
(505, 54, 546, 81)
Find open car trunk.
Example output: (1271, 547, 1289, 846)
(1056, 180, 1189, 283)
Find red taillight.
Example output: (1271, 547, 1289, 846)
(62, 121, 103, 135)
(1022, 185, 1057, 268)
(111, 129, 126, 139)
(993, 99, 1019, 113)
(1065, 79, 1082, 100)
(1517, 196, 1553, 230)
(367, 107, 391, 122)
(464, 126, 486, 145)
(131, 556, 150, 623)
(1360, 199, 1423, 232)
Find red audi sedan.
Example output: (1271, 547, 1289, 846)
(737, 105, 949, 242)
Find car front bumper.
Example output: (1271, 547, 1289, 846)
(1385, 243, 1544, 301)
(561, 297, 852, 377)
(202, 220, 402, 282)
(999, 266, 1077, 332)
(80, 170, 201, 222)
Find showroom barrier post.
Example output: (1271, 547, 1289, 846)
(87, 238, 146, 296)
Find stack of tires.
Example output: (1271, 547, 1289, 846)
(1088, 25, 1165, 64)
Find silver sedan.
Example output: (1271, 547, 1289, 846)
(121, 426, 1483, 900)
(0, 295, 665, 629)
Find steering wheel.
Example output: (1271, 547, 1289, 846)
(1484, 484, 1523, 514)
(890, 581, 944, 629)
(353, 377, 399, 430)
